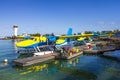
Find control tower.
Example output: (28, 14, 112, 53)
(13, 25, 18, 37)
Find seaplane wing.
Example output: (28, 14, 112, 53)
(58, 34, 94, 39)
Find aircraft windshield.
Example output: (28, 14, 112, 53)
(39, 47, 51, 51)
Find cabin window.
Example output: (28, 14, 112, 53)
(33, 38, 37, 41)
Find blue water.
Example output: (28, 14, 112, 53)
(0, 40, 120, 80)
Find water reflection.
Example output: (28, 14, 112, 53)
(12, 40, 18, 53)
(60, 68, 97, 80)
(0, 62, 8, 67)
(13, 57, 97, 80)
(13, 63, 49, 75)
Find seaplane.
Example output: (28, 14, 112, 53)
(16, 28, 74, 48)
(16, 35, 54, 56)
(55, 28, 98, 49)
(16, 28, 98, 56)
(16, 28, 74, 55)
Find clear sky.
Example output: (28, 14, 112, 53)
(0, 0, 120, 38)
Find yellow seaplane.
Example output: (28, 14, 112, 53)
(55, 33, 95, 47)
(16, 28, 97, 48)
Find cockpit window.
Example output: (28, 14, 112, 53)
(39, 48, 45, 51)
(34, 38, 37, 41)
(39, 47, 51, 51)
(44, 47, 50, 51)
(30, 38, 34, 40)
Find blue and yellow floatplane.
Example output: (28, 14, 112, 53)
(55, 29, 98, 47)
(16, 28, 98, 49)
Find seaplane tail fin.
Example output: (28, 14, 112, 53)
(56, 27, 72, 47)
(67, 28, 72, 36)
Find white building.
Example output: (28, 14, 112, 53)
(13, 25, 18, 37)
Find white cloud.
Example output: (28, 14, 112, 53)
(109, 22, 115, 25)
(97, 21, 105, 25)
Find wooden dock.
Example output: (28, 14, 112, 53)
(83, 48, 116, 55)
(13, 55, 55, 66)
(55, 51, 83, 59)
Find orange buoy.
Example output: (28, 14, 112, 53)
(4, 59, 8, 63)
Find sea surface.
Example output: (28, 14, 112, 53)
(0, 40, 120, 80)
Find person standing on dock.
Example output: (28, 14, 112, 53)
(60, 47, 66, 56)
(52, 41, 56, 51)
(60, 48, 64, 56)
(53, 43, 56, 51)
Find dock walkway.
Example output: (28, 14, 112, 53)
(83, 48, 116, 55)
(13, 55, 55, 66)
(55, 51, 83, 59)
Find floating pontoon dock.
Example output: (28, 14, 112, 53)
(13, 55, 55, 66)
(83, 48, 116, 55)
(55, 51, 83, 59)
